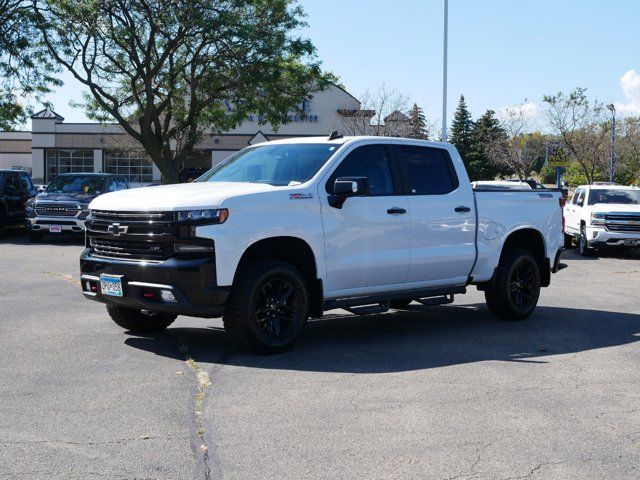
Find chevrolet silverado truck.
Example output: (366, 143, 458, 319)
(80, 136, 565, 353)
(564, 183, 640, 256)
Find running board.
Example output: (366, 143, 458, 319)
(324, 286, 466, 314)
(343, 302, 390, 316)
(415, 294, 455, 307)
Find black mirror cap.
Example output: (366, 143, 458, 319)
(333, 177, 370, 196)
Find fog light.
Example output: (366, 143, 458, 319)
(160, 290, 177, 303)
(592, 231, 598, 239)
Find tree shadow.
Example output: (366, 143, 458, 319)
(124, 304, 640, 374)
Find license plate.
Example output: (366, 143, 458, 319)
(624, 239, 639, 247)
(100, 275, 123, 297)
(49, 225, 62, 233)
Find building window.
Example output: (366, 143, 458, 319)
(46, 149, 94, 181)
(104, 150, 154, 184)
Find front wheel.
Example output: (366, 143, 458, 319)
(106, 305, 176, 333)
(485, 249, 541, 321)
(223, 259, 309, 354)
(578, 224, 592, 257)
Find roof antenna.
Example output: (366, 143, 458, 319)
(328, 130, 343, 140)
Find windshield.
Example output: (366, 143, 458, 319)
(197, 143, 339, 186)
(588, 189, 640, 205)
(47, 176, 105, 194)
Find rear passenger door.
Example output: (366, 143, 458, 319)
(394, 144, 476, 286)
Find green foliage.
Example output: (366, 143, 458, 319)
(407, 103, 429, 140)
(465, 109, 508, 180)
(0, 0, 60, 129)
(449, 95, 474, 161)
(34, 0, 332, 182)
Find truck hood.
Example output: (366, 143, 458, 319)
(590, 203, 640, 214)
(88, 182, 279, 211)
(35, 191, 100, 204)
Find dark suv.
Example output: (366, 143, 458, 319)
(27, 173, 128, 241)
(0, 169, 37, 237)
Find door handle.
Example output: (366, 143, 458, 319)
(387, 207, 406, 215)
(455, 206, 471, 213)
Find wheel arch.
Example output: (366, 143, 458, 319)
(499, 227, 550, 287)
(235, 236, 323, 317)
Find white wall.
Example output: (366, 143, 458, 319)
(0, 153, 31, 170)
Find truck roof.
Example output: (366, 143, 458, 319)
(263, 135, 450, 150)
(580, 184, 640, 190)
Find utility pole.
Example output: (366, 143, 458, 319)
(607, 103, 616, 183)
(441, 0, 448, 142)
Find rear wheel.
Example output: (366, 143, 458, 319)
(223, 259, 309, 354)
(106, 305, 176, 333)
(485, 249, 541, 321)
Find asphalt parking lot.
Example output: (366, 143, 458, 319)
(1, 231, 639, 480)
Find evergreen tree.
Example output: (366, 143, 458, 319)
(407, 103, 429, 139)
(449, 95, 475, 162)
(466, 110, 509, 180)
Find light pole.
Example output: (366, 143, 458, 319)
(607, 103, 616, 183)
(441, 0, 448, 142)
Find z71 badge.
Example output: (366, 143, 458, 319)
(289, 193, 314, 200)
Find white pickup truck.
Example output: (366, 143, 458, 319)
(564, 183, 640, 256)
(80, 136, 565, 353)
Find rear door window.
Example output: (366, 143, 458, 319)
(396, 146, 458, 195)
(19, 174, 33, 191)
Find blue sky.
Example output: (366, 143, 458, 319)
(43, 0, 640, 126)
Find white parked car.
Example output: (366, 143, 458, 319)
(80, 135, 565, 353)
(564, 183, 640, 255)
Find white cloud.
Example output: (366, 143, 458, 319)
(614, 70, 640, 116)
(497, 101, 540, 122)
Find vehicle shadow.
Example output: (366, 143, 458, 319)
(124, 304, 640, 374)
(0, 227, 84, 246)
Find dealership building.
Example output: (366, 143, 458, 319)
(0, 84, 399, 186)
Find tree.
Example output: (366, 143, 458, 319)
(618, 116, 640, 184)
(339, 84, 411, 137)
(33, 0, 332, 183)
(465, 109, 506, 180)
(449, 95, 474, 162)
(484, 102, 546, 179)
(0, 0, 59, 129)
(543, 88, 609, 184)
(407, 103, 429, 140)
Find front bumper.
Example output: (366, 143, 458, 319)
(80, 250, 229, 318)
(586, 226, 640, 248)
(27, 216, 86, 234)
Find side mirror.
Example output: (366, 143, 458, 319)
(329, 176, 369, 208)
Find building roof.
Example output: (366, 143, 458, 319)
(31, 107, 64, 121)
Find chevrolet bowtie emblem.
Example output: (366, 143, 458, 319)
(107, 223, 128, 236)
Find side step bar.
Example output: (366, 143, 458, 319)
(324, 286, 465, 316)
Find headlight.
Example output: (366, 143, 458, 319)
(591, 212, 606, 225)
(177, 208, 228, 224)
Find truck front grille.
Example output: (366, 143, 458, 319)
(86, 210, 176, 261)
(604, 213, 640, 232)
(90, 238, 172, 260)
(34, 203, 79, 217)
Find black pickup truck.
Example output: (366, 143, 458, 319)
(0, 169, 37, 237)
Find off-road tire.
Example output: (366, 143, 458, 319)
(485, 249, 541, 321)
(106, 305, 176, 333)
(223, 259, 309, 354)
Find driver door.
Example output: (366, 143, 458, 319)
(320, 144, 411, 295)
